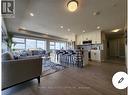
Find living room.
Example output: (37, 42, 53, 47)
(1, 0, 127, 95)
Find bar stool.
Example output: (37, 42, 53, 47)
(55, 50, 60, 62)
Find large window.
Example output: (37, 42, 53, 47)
(26, 39, 36, 49)
(37, 40, 46, 50)
(12, 38, 25, 50)
(50, 41, 66, 50)
(13, 38, 25, 43)
(60, 43, 66, 49)
(55, 42, 60, 49)
(12, 37, 66, 50)
(12, 37, 46, 50)
(50, 42, 55, 50)
(13, 44, 25, 50)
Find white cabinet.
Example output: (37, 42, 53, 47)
(91, 50, 101, 61)
(76, 30, 101, 45)
(92, 32, 101, 44)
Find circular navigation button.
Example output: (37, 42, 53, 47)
(112, 71, 128, 89)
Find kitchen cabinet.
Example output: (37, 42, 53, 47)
(91, 50, 101, 61)
(77, 30, 101, 45)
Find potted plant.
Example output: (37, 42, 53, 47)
(5, 32, 14, 51)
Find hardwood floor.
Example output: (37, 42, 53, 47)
(2, 61, 127, 95)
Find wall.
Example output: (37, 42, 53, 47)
(108, 37, 125, 58)
(63, 34, 76, 49)
(125, 35, 127, 95)
(101, 32, 107, 60)
(2, 19, 8, 53)
(125, 44, 127, 68)
(76, 30, 101, 45)
(64, 33, 76, 42)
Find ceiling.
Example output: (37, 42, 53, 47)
(4, 0, 126, 39)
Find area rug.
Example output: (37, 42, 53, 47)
(41, 60, 67, 77)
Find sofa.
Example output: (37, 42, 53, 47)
(2, 52, 42, 90)
(12, 49, 47, 59)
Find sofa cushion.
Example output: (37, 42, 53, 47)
(2, 52, 14, 61)
(19, 55, 41, 59)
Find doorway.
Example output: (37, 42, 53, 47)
(106, 32, 125, 61)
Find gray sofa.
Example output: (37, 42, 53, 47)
(2, 52, 42, 90)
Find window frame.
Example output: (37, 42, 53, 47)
(12, 37, 26, 50)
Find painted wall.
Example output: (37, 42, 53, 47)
(108, 37, 125, 58)
(64, 33, 76, 42)
(76, 30, 101, 45)
(2, 19, 8, 53)
(101, 32, 107, 60)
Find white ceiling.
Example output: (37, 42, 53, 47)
(4, 0, 126, 39)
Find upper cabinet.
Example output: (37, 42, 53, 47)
(76, 30, 101, 45)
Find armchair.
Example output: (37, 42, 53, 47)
(2, 54, 42, 90)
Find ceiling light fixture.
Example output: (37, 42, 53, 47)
(67, 0, 78, 12)
(30, 13, 34, 16)
(112, 29, 120, 32)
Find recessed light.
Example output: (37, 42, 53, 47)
(97, 26, 101, 29)
(68, 28, 71, 31)
(83, 30, 85, 32)
(60, 26, 63, 29)
(93, 11, 100, 16)
(30, 13, 34, 16)
(112, 29, 121, 32)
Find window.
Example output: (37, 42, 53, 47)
(50, 41, 66, 50)
(12, 44, 25, 50)
(37, 40, 46, 50)
(60, 42, 66, 49)
(12, 37, 25, 50)
(26, 39, 36, 49)
(12, 37, 47, 50)
(50, 42, 54, 45)
(55, 42, 60, 49)
(12, 37, 67, 50)
(13, 38, 25, 43)
(50, 42, 55, 50)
